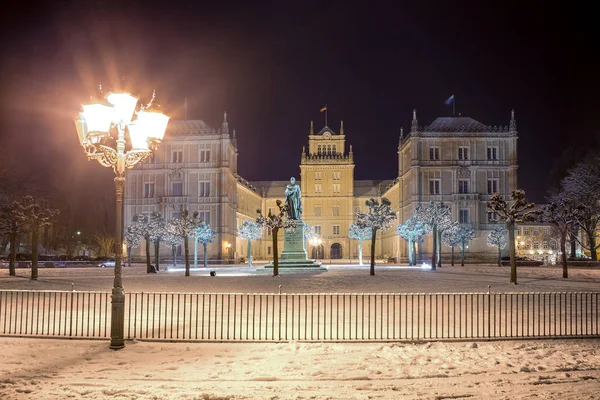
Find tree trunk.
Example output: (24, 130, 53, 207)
(31, 226, 39, 280)
(508, 220, 517, 284)
(437, 231, 442, 268)
(461, 241, 465, 266)
(588, 233, 598, 261)
(431, 225, 437, 271)
(451, 245, 455, 266)
(358, 240, 363, 266)
(9, 232, 16, 277)
(127, 245, 132, 268)
(272, 228, 279, 277)
(203, 242, 208, 268)
(184, 235, 190, 277)
(412, 240, 417, 265)
(497, 246, 501, 267)
(407, 239, 413, 266)
(145, 237, 151, 273)
(171, 245, 176, 269)
(194, 237, 199, 268)
(370, 228, 377, 276)
(560, 231, 568, 279)
(154, 239, 160, 271)
(247, 240, 252, 267)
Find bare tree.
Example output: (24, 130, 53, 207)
(170, 210, 200, 276)
(348, 223, 372, 266)
(256, 200, 295, 277)
(194, 221, 216, 268)
(123, 225, 142, 268)
(397, 216, 427, 266)
(540, 195, 577, 278)
(487, 225, 508, 267)
(560, 156, 600, 261)
(455, 225, 476, 266)
(20, 196, 59, 280)
(237, 221, 263, 267)
(163, 222, 181, 270)
(487, 190, 539, 284)
(0, 200, 27, 276)
(356, 197, 397, 276)
(414, 202, 451, 270)
(441, 222, 461, 266)
(93, 232, 115, 258)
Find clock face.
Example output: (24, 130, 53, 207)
(323, 133, 331, 139)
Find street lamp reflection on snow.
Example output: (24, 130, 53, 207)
(74, 86, 169, 350)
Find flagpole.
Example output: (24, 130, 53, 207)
(453, 97, 455, 117)
(325, 108, 328, 127)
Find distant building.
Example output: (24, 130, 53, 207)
(125, 109, 522, 263)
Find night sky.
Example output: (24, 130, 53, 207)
(1, 0, 599, 222)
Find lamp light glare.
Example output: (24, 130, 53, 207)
(81, 103, 114, 134)
(106, 92, 139, 124)
(127, 121, 150, 150)
(136, 109, 170, 142)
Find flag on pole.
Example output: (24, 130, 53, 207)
(444, 95, 455, 105)
(320, 105, 327, 112)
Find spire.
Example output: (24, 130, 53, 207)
(310, 120, 314, 135)
(232, 128, 237, 149)
(400, 126, 404, 139)
(509, 109, 517, 133)
(411, 109, 418, 133)
(340, 120, 344, 135)
(222, 111, 229, 135)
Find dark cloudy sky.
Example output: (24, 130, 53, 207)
(1, 0, 599, 213)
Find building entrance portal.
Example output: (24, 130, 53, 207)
(330, 243, 342, 259)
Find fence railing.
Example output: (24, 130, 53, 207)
(0, 290, 111, 338)
(1, 290, 599, 341)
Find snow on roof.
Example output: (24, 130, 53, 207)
(164, 120, 219, 137)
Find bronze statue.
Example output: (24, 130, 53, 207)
(285, 177, 302, 220)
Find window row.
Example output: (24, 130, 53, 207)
(520, 240, 558, 251)
(315, 184, 341, 193)
(143, 182, 211, 198)
(428, 179, 500, 195)
(520, 227, 551, 236)
(428, 146, 499, 161)
(314, 205, 341, 216)
(169, 150, 212, 163)
(317, 145, 337, 155)
(314, 171, 341, 180)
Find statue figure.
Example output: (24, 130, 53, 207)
(285, 177, 302, 220)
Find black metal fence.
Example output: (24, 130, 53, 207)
(1, 290, 599, 341)
(0, 290, 110, 338)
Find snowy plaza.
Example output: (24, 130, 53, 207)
(1, 265, 600, 399)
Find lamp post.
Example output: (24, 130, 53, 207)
(74, 87, 169, 349)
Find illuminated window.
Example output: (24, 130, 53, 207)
(542, 241, 548, 250)
(533, 241, 539, 249)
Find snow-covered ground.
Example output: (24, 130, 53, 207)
(1, 338, 599, 399)
(1, 263, 600, 294)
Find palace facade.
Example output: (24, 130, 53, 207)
(124, 110, 519, 263)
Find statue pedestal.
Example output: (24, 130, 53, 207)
(265, 220, 324, 269)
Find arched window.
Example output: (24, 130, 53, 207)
(332, 145, 336, 154)
(318, 145, 321, 154)
(330, 243, 342, 259)
(327, 145, 331, 155)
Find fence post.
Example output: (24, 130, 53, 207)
(487, 285, 491, 339)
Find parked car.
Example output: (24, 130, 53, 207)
(97, 258, 116, 268)
(0, 257, 8, 269)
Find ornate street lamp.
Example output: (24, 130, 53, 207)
(74, 86, 169, 349)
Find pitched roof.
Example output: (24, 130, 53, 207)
(425, 117, 494, 132)
(165, 120, 219, 137)
(354, 180, 394, 197)
(316, 126, 337, 135)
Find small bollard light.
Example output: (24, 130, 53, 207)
(279, 285, 282, 294)
(71, 283, 74, 292)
